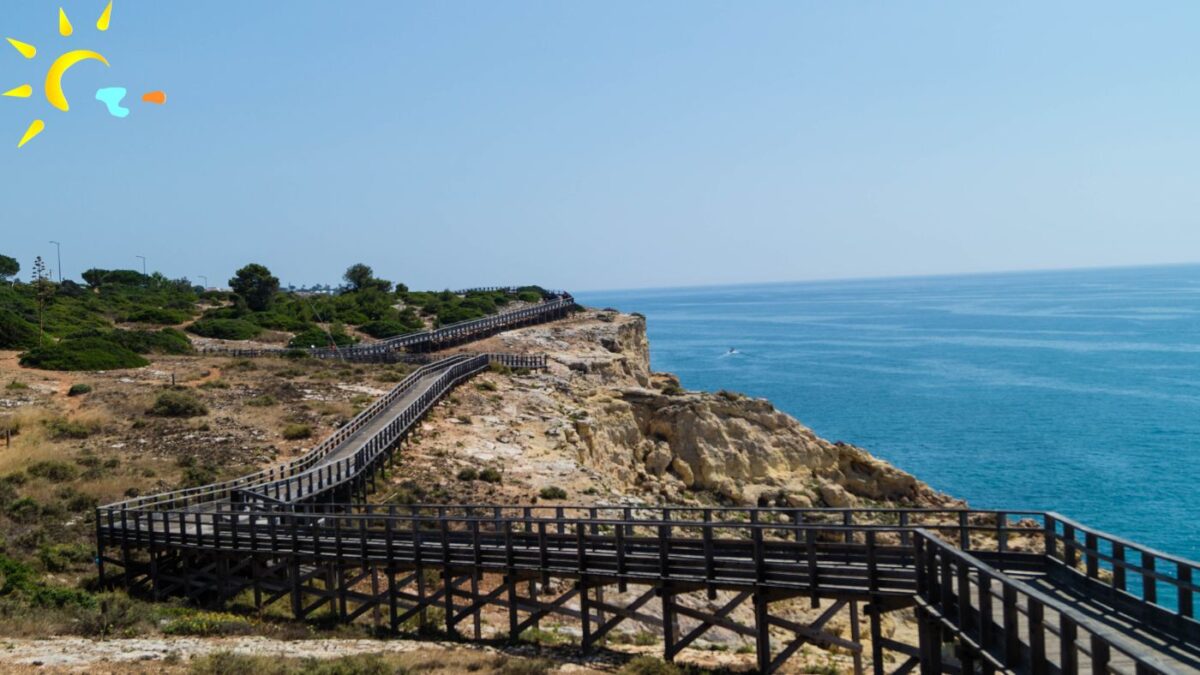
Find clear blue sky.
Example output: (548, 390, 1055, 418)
(3, 1, 1199, 291)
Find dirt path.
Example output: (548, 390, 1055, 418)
(0, 636, 488, 671)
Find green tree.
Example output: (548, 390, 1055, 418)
(343, 263, 392, 293)
(32, 257, 54, 345)
(81, 268, 106, 288)
(0, 254, 18, 281)
(228, 263, 279, 312)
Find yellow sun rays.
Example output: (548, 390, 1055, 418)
(5, 3, 115, 148)
(59, 8, 73, 37)
(97, 2, 113, 32)
(6, 38, 35, 59)
(18, 120, 44, 148)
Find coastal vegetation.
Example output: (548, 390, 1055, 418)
(0, 252, 554, 371)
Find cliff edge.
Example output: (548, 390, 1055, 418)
(406, 308, 959, 511)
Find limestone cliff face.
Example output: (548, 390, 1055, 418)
(477, 310, 958, 509)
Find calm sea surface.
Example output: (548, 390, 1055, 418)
(577, 265, 1200, 559)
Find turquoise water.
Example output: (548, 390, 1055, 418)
(577, 265, 1200, 560)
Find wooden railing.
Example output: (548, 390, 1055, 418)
(1046, 512, 1200, 643)
(915, 530, 1178, 674)
(102, 353, 545, 514)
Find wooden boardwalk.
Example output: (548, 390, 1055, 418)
(95, 293, 1200, 674)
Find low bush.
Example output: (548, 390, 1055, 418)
(287, 326, 356, 349)
(246, 394, 277, 407)
(44, 417, 99, 440)
(76, 592, 158, 638)
(476, 380, 498, 392)
(161, 610, 254, 636)
(0, 309, 39, 350)
(457, 467, 478, 481)
(619, 656, 682, 675)
(187, 319, 262, 341)
(19, 337, 149, 371)
(28, 460, 78, 482)
(6, 497, 41, 522)
(479, 467, 503, 484)
(67, 383, 93, 396)
(148, 391, 208, 418)
(108, 328, 194, 355)
(281, 423, 312, 440)
(5, 379, 28, 391)
(38, 543, 92, 573)
(359, 319, 421, 339)
(539, 486, 567, 500)
(122, 307, 190, 325)
(0, 553, 95, 608)
(181, 464, 218, 487)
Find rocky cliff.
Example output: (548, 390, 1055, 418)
(413, 308, 958, 511)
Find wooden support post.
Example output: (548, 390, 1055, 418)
(660, 587, 678, 662)
(290, 558, 303, 619)
(917, 606, 942, 675)
(849, 601, 864, 675)
(579, 580, 593, 652)
(754, 592, 771, 674)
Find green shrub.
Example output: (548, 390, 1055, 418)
(488, 361, 513, 375)
(475, 380, 498, 392)
(6, 497, 41, 522)
(246, 394, 277, 407)
(76, 592, 157, 638)
(359, 319, 421, 339)
(161, 610, 254, 636)
(122, 307, 190, 325)
(479, 467, 503, 484)
(187, 319, 262, 341)
(519, 627, 571, 646)
(28, 460, 79, 482)
(281, 423, 312, 440)
(619, 656, 682, 675)
(148, 391, 207, 417)
(0, 309, 39, 350)
(67, 383, 93, 397)
(5, 379, 28, 391)
(107, 328, 194, 355)
(457, 467, 478, 481)
(287, 326, 356, 349)
(38, 543, 92, 572)
(181, 465, 217, 487)
(247, 312, 312, 332)
(539, 486, 567, 500)
(19, 337, 149, 371)
(44, 417, 98, 440)
(63, 491, 98, 513)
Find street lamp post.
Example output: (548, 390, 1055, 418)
(49, 241, 61, 282)
(199, 275, 208, 289)
(136, 255, 146, 276)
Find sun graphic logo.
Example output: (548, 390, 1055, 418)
(4, 2, 165, 149)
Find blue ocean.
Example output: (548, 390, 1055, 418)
(577, 265, 1200, 560)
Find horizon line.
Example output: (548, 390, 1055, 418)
(572, 259, 1200, 296)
